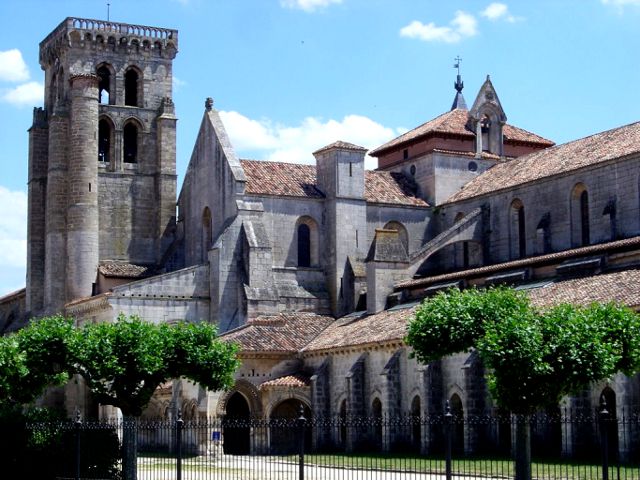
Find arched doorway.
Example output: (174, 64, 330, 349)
(601, 387, 618, 460)
(223, 392, 251, 455)
(338, 400, 347, 448)
(410, 396, 422, 452)
(270, 399, 311, 455)
(450, 394, 464, 455)
(372, 398, 383, 450)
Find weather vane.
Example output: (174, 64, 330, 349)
(454, 56, 462, 75)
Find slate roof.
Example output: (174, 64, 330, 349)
(447, 121, 640, 203)
(396, 236, 640, 289)
(220, 312, 334, 353)
(369, 109, 554, 156)
(240, 159, 428, 207)
(259, 374, 310, 389)
(98, 262, 155, 279)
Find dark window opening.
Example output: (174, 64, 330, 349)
(298, 223, 311, 267)
(603, 198, 617, 241)
(97, 65, 111, 104)
(580, 190, 590, 246)
(403, 149, 409, 160)
(518, 206, 526, 258)
(462, 242, 469, 268)
(123, 123, 138, 163)
(124, 69, 139, 107)
(98, 119, 111, 162)
(349, 162, 353, 177)
(481, 115, 491, 152)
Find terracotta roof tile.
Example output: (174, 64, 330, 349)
(98, 262, 155, 279)
(370, 109, 553, 156)
(313, 141, 368, 155)
(220, 312, 334, 353)
(528, 268, 640, 309)
(240, 159, 428, 206)
(259, 374, 310, 389)
(447, 121, 640, 203)
(241, 160, 324, 198)
(305, 266, 640, 354)
(303, 305, 417, 352)
(396, 236, 640, 289)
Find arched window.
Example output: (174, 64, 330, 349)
(124, 68, 140, 107)
(296, 217, 318, 267)
(123, 122, 138, 163)
(510, 199, 526, 259)
(480, 114, 491, 152)
(96, 64, 113, 105)
(202, 207, 212, 260)
(571, 184, 590, 247)
(98, 118, 114, 163)
(383, 221, 409, 254)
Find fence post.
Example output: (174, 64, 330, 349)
(444, 401, 452, 480)
(176, 411, 183, 480)
(599, 395, 609, 480)
(298, 405, 306, 480)
(74, 410, 82, 480)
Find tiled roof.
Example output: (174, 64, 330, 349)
(313, 141, 368, 155)
(364, 171, 428, 206)
(528, 268, 640, 308)
(305, 265, 640, 354)
(220, 312, 334, 353)
(370, 109, 553, 156)
(447, 121, 640, 203)
(259, 374, 310, 389)
(303, 306, 417, 352)
(98, 262, 155, 279)
(396, 236, 640, 289)
(240, 160, 324, 198)
(240, 159, 428, 206)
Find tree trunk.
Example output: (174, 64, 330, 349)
(122, 417, 138, 480)
(514, 414, 531, 480)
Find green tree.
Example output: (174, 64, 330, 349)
(406, 287, 640, 480)
(0, 316, 75, 409)
(71, 314, 239, 480)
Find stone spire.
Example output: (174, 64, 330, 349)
(451, 56, 467, 110)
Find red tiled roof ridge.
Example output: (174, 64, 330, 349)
(313, 140, 368, 154)
(396, 235, 640, 289)
(260, 373, 311, 389)
(445, 120, 640, 204)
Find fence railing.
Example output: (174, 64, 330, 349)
(11, 406, 640, 480)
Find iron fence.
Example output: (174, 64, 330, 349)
(11, 406, 640, 480)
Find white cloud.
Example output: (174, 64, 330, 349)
(400, 11, 478, 44)
(480, 3, 521, 22)
(0, 187, 27, 270)
(173, 76, 187, 90)
(219, 111, 404, 169)
(1, 81, 43, 107)
(0, 49, 30, 83)
(280, 0, 342, 13)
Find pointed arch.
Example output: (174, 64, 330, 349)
(449, 393, 464, 455)
(98, 115, 115, 163)
(383, 221, 409, 254)
(509, 198, 526, 259)
(295, 216, 319, 267)
(122, 118, 142, 163)
(124, 65, 143, 107)
(96, 63, 115, 105)
(571, 183, 590, 247)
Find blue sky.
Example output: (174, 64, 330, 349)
(0, 0, 639, 296)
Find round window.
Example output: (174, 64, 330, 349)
(468, 161, 478, 172)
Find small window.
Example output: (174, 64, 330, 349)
(123, 122, 138, 163)
(297, 224, 311, 267)
(403, 149, 409, 160)
(580, 190, 590, 245)
(97, 65, 112, 105)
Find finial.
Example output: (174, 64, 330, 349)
(453, 56, 464, 94)
(205, 97, 214, 111)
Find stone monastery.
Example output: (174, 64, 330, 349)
(1, 17, 639, 456)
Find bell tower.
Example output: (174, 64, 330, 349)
(28, 18, 179, 314)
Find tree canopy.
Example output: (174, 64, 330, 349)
(0, 314, 240, 416)
(406, 287, 640, 413)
